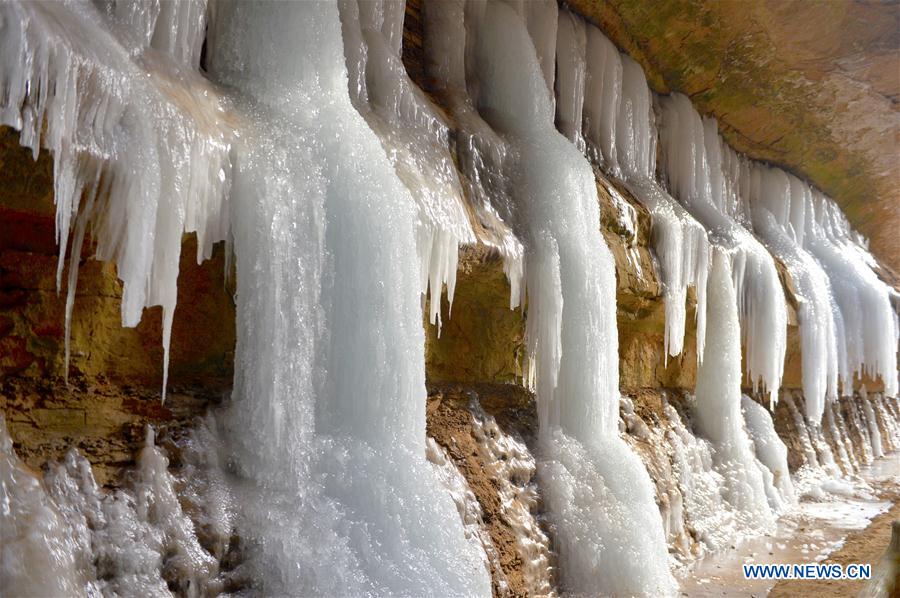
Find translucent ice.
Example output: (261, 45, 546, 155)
(0, 417, 221, 596)
(338, 0, 476, 330)
(0, 0, 232, 398)
(659, 94, 787, 404)
(802, 191, 898, 398)
(693, 250, 776, 531)
(554, 19, 710, 361)
(206, 1, 490, 594)
(747, 166, 841, 421)
(467, 3, 675, 594)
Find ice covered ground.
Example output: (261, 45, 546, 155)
(679, 451, 900, 597)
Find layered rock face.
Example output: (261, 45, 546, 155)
(1, 0, 898, 595)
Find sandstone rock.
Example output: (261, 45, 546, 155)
(567, 0, 900, 273)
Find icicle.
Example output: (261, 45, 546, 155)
(747, 166, 841, 422)
(658, 94, 787, 405)
(583, 25, 622, 175)
(801, 190, 898, 398)
(608, 47, 710, 360)
(338, 0, 477, 328)
(693, 250, 776, 530)
(467, 3, 676, 593)
(0, 1, 233, 399)
(553, 18, 711, 362)
(554, 7, 587, 153)
(421, 0, 525, 309)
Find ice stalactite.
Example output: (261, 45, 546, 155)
(337, 0, 476, 331)
(583, 24, 622, 177)
(421, 0, 525, 309)
(859, 387, 884, 459)
(206, 1, 489, 595)
(466, 3, 676, 594)
(614, 58, 710, 361)
(659, 94, 787, 405)
(558, 20, 710, 361)
(693, 250, 777, 531)
(747, 167, 841, 422)
(0, 0, 233, 398)
(554, 7, 587, 154)
(802, 190, 899, 398)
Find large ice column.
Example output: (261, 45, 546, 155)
(467, 3, 676, 594)
(204, 2, 490, 595)
(0, 0, 232, 397)
(659, 94, 787, 405)
(802, 191, 899, 398)
(694, 251, 777, 528)
(747, 166, 841, 421)
(338, 0, 477, 330)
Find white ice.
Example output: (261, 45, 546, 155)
(467, 3, 676, 594)
(0, 0, 232, 399)
(693, 250, 777, 532)
(659, 94, 787, 405)
(747, 166, 841, 422)
(206, 1, 490, 594)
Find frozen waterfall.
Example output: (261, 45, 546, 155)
(0, 0, 897, 596)
(466, 2, 676, 594)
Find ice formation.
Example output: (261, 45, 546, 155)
(747, 167, 841, 421)
(3, 0, 491, 594)
(205, 1, 489, 594)
(338, 0, 476, 330)
(469, 399, 555, 596)
(693, 250, 777, 530)
(421, 0, 525, 306)
(0, 417, 224, 596)
(0, 0, 232, 398)
(557, 20, 711, 361)
(2, 0, 898, 595)
(465, 3, 676, 594)
(802, 191, 899, 398)
(659, 94, 787, 405)
(664, 400, 740, 554)
(741, 395, 795, 511)
(425, 439, 495, 585)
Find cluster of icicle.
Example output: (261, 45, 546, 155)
(0, 0, 232, 399)
(2, 0, 898, 596)
(425, 1, 677, 594)
(553, 7, 897, 421)
(556, 9, 710, 362)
